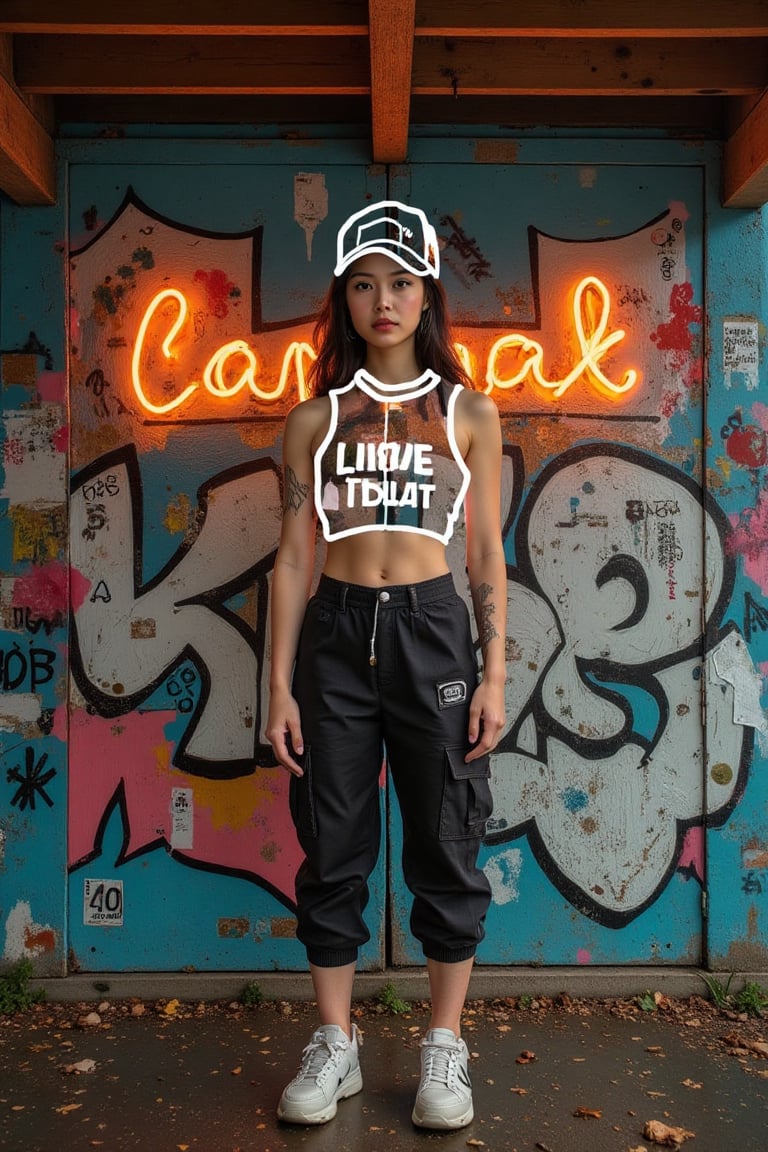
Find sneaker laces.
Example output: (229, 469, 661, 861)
(421, 1040, 459, 1091)
(297, 1032, 349, 1086)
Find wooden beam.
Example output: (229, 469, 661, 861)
(414, 0, 768, 37)
(0, 46, 55, 204)
(411, 38, 767, 97)
(723, 88, 768, 207)
(0, 0, 368, 35)
(14, 35, 370, 94)
(369, 0, 414, 163)
(16, 33, 766, 99)
(4, 0, 768, 37)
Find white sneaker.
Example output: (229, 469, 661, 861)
(277, 1023, 362, 1125)
(412, 1027, 473, 1130)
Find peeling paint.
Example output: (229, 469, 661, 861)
(3, 901, 56, 962)
(484, 848, 522, 906)
(270, 918, 297, 938)
(217, 917, 249, 939)
(9, 505, 66, 564)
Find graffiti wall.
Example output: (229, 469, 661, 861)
(1, 137, 766, 974)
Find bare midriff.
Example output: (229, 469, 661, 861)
(322, 532, 451, 588)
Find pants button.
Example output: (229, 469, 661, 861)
(378, 591, 390, 603)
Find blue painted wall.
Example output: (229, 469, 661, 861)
(0, 133, 765, 976)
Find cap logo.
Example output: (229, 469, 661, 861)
(335, 200, 440, 279)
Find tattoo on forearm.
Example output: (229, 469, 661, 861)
(284, 465, 310, 515)
(477, 581, 500, 648)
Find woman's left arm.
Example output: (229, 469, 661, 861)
(460, 390, 507, 762)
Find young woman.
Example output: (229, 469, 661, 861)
(267, 201, 506, 1130)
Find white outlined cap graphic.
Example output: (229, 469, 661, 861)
(334, 200, 440, 278)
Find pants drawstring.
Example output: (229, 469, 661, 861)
(369, 596, 380, 666)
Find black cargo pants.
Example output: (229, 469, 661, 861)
(289, 572, 493, 967)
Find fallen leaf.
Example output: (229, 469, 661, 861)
(516, 1049, 536, 1063)
(681, 1078, 702, 1089)
(63, 1058, 97, 1074)
(510, 1086, 528, 1095)
(78, 1012, 101, 1028)
(466, 1140, 485, 1148)
(163, 999, 181, 1016)
(574, 1106, 602, 1119)
(643, 1118, 696, 1147)
(55, 1103, 83, 1115)
(230, 1066, 242, 1076)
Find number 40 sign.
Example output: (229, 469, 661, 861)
(84, 878, 124, 926)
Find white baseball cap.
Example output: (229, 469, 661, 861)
(334, 200, 440, 278)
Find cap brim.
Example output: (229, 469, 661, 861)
(335, 240, 434, 277)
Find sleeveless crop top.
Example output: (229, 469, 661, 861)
(313, 369, 470, 544)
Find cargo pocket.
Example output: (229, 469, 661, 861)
(288, 748, 317, 840)
(439, 747, 493, 841)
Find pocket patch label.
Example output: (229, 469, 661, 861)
(436, 679, 467, 708)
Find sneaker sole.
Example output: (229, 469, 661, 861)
(277, 1066, 363, 1125)
(411, 1102, 474, 1130)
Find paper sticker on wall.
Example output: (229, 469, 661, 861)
(724, 319, 759, 389)
(294, 172, 328, 260)
(84, 879, 124, 926)
(171, 787, 194, 849)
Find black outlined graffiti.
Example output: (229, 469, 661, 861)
(70, 444, 281, 778)
(0, 641, 56, 691)
(11, 606, 64, 636)
(744, 592, 768, 643)
(7, 747, 56, 811)
(485, 442, 751, 927)
(440, 214, 493, 282)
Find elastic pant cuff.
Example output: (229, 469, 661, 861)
(306, 947, 359, 968)
(422, 944, 477, 964)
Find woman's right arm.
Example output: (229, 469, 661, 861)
(266, 401, 322, 775)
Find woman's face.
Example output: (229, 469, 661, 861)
(345, 252, 427, 353)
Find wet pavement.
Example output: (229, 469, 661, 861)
(1, 993, 767, 1152)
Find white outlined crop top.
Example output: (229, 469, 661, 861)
(313, 369, 470, 544)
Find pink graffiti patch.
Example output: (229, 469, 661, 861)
(69, 567, 92, 614)
(67, 707, 301, 907)
(36, 371, 67, 404)
(678, 826, 704, 884)
(728, 491, 768, 596)
(193, 268, 237, 319)
(576, 948, 591, 965)
(12, 561, 69, 619)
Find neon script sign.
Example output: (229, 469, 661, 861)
(130, 276, 639, 416)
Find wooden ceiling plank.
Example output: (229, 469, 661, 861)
(723, 88, 768, 207)
(0, 0, 368, 35)
(0, 70, 55, 204)
(14, 35, 370, 94)
(16, 34, 765, 98)
(369, 0, 415, 163)
(414, 0, 768, 37)
(411, 38, 767, 96)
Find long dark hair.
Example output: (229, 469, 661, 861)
(308, 271, 475, 397)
